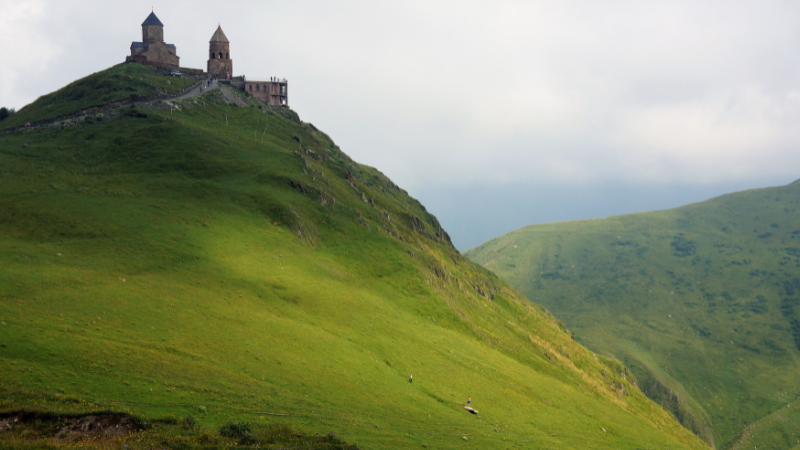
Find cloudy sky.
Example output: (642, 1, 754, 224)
(2, 0, 799, 249)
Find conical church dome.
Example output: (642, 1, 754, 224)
(142, 11, 163, 27)
(210, 26, 229, 43)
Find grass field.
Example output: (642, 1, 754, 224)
(466, 183, 800, 449)
(0, 64, 708, 449)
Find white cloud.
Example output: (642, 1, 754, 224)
(0, 1, 58, 106)
(4, 0, 800, 191)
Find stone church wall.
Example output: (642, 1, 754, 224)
(140, 42, 179, 69)
(143, 26, 164, 43)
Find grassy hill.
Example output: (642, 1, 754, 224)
(0, 63, 707, 449)
(0, 63, 195, 131)
(466, 183, 800, 449)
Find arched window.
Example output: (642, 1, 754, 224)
(219, 52, 223, 59)
(210, 52, 215, 59)
(255, 84, 259, 91)
(226, 52, 229, 59)
(248, 85, 252, 91)
(262, 85, 266, 92)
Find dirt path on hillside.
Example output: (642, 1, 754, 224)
(168, 78, 218, 101)
(0, 78, 254, 136)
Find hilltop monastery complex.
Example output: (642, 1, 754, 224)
(126, 11, 288, 106)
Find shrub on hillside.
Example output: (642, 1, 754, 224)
(155, 416, 178, 425)
(671, 235, 696, 257)
(0, 107, 14, 121)
(122, 107, 148, 119)
(181, 415, 196, 429)
(219, 421, 256, 445)
(746, 301, 768, 314)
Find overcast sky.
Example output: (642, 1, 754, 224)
(2, 0, 799, 249)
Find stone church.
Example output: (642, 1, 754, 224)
(126, 11, 288, 106)
(127, 12, 179, 70)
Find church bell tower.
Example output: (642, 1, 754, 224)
(207, 25, 232, 77)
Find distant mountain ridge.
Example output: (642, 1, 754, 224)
(466, 182, 800, 449)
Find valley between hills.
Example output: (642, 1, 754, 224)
(467, 181, 800, 450)
(0, 63, 710, 449)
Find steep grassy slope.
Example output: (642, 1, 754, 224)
(0, 63, 195, 131)
(466, 184, 800, 449)
(0, 64, 708, 449)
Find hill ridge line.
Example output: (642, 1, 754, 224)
(0, 77, 204, 134)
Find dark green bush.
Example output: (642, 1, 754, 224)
(671, 235, 696, 257)
(123, 107, 148, 119)
(746, 301, 768, 314)
(181, 415, 196, 429)
(219, 421, 256, 445)
(0, 107, 14, 121)
(155, 416, 178, 425)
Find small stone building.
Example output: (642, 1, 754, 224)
(207, 26, 232, 78)
(243, 79, 288, 106)
(127, 12, 179, 70)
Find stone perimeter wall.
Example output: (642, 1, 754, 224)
(126, 56, 205, 75)
(179, 67, 205, 75)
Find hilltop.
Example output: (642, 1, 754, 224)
(0, 63, 195, 131)
(0, 63, 709, 449)
(466, 182, 800, 449)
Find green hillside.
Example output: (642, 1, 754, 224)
(0, 63, 195, 131)
(466, 183, 800, 449)
(0, 63, 706, 449)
